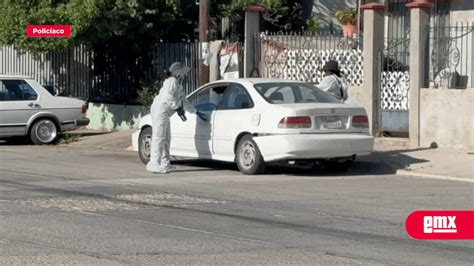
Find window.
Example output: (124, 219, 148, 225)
(0, 80, 38, 101)
(218, 84, 253, 110)
(261, 85, 295, 104)
(254, 83, 339, 104)
(188, 85, 227, 112)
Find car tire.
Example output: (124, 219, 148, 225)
(29, 118, 58, 145)
(236, 135, 266, 175)
(138, 127, 152, 164)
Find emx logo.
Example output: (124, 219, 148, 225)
(406, 211, 474, 240)
(424, 216, 457, 233)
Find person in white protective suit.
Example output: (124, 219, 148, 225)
(146, 62, 208, 174)
(317, 60, 348, 102)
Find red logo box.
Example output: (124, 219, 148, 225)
(26, 25, 71, 38)
(406, 210, 474, 240)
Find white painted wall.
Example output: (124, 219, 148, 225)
(86, 103, 147, 131)
(420, 89, 474, 149)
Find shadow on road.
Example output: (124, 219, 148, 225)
(172, 147, 432, 177)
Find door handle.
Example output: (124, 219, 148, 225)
(28, 103, 41, 108)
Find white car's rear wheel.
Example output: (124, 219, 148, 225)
(139, 127, 152, 164)
(30, 119, 58, 145)
(236, 135, 266, 175)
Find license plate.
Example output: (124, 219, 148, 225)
(320, 116, 344, 129)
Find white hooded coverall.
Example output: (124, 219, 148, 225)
(146, 77, 195, 173)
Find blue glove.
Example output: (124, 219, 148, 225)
(176, 106, 185, 116)
(176, 107, 186, 121)
(196, 111, 207, 122)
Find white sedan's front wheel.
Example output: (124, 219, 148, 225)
(236, 135, 266, 175)
(138, 127, 152, 164)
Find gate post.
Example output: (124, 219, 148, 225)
(361, 3, 385, 136)
(244, 5, 265, 78)
(406, 0, 432, 147)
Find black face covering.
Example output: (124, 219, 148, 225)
(176, 75, 185, 84)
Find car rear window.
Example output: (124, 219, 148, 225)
(254, 82, 339, 104)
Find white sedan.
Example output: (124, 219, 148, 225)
(132, 79, 373, 174)
(0, 75, 89, 144)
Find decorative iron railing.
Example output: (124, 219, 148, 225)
(429, 23, 474, 89)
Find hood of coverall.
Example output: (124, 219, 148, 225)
(169, 62, 190, 78)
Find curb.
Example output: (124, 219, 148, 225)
(396, 169, 474, 183)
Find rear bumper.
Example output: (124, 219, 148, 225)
(253, 133, 374, 162)
(61, 117, 90, 131)
(75, 117, 90, 126)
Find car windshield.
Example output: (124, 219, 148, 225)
(254, 82, 340, 104)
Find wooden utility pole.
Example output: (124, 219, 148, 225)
(198, 0, 209, 86)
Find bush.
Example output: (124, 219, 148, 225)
(335, 9, 357, 25)
(137, 82, 161, 112)
(305, 16, 320, 33)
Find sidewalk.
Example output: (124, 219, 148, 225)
(374, 138, 474, 182)
(65, 129, 134, 150)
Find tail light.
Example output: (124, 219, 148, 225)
(352, 115, 369, 128)
(278, 116, 312, 128)
(81, 101, 89, 114)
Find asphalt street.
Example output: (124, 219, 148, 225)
(0, 144, 473, 265)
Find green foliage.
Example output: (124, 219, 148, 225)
(216, 0, 284, 18)
(335, 9, 357, 25)
(0, 0, 195, 53)
(304, 16, 319, 33)
(216, 0, 309, 40)
(0, 0, 311, 52)
(137, 82, 161, 111)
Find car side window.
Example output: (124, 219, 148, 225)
(0, 80, 38, 101)
(188, 85, 227, 111)
(218, 84, 253, 110)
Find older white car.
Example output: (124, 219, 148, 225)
(0, 75, 89, 144)
(132, 79, 373, 174)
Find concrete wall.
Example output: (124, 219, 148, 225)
(420, 88, 474, 149)
(86, 103, 147, 131)
(451, 0, 474, 23)
(346, 86, 365, 107)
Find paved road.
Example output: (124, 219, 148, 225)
(0, 145, 473, 265)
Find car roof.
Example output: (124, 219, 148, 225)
(208, 78, 306, 86)
(0, 74, 33, 79)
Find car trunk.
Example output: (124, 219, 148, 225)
(275, 103, 369, 134)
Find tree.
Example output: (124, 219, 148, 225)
(213, 0, 312, 41)
(0, 0, 195, 53)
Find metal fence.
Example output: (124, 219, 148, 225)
(255, 32, 363, 86)
(429, 23, 474, 89)
(0, 45, 92, 99)
(0, 43, 200, 104)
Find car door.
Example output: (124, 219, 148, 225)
(212, 83, 255, 160)
(170, 84, 227, 158)
(0, 79, 40, 137)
